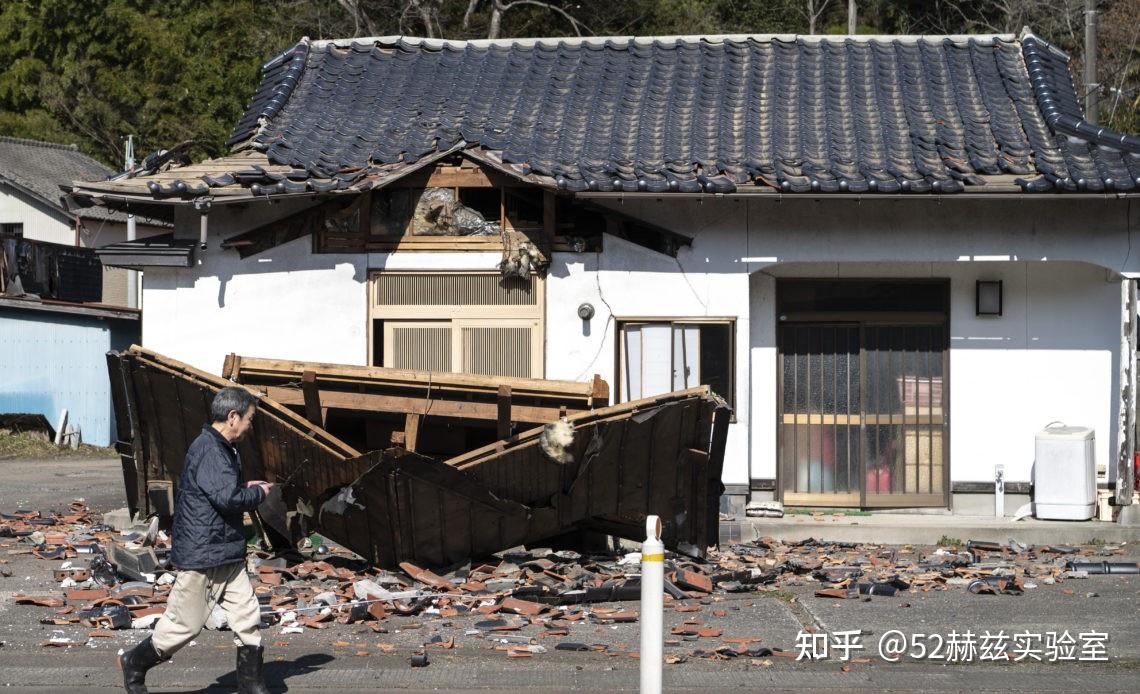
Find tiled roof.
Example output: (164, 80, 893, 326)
(69, 32, 1140, 205)
(220, 32, 1138, 195)
(0, 137, 131, 221)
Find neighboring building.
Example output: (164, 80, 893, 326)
(0, 136, 166, 305)
(0, 296, 139, 447)
(70, 31, 1140, 514)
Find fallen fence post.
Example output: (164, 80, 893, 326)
(640, 515, 663, 694)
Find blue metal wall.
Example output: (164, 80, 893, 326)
(0, 307, 137, 447)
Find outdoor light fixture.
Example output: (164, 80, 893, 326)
(976, 280, 1002, 316)
(577, 302, 595, 320)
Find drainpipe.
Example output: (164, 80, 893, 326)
(1084, 0, 1098, 123)
(192, 198, 212, 251)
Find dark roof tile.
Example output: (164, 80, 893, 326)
(214, 32, 1140, 195)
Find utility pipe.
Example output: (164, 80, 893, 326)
(126, 213, 137, 308)
(639, 515, 663, 694)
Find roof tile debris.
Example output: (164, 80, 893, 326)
(5, 502, 1137, 662)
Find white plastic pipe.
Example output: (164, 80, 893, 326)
(639, 515, 664, 694)
(126, 213, 138, 309)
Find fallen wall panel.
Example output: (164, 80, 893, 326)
(107, 346, 730, 568)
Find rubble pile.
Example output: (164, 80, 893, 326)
(4, 503, 1136, 661)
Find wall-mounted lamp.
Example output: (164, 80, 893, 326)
(577, 303, 595, 321)
(976, 280, 1003, 316)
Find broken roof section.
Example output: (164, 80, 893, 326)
(107, 346, 729, 568)
(68, 30, 1140, 210)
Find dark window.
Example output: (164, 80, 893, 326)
(0, 223, 23, 238)
(618, 320, 734, 409)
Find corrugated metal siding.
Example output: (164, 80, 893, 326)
(0, 308, 136, 447)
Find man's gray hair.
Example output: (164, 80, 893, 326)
(210, 386, 257, 423)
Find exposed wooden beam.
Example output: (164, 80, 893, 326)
(404, 413, 421, 452)
(262, 385, 569, 424)
(497, 385, 512, 440)
(300, 371, 324, 427)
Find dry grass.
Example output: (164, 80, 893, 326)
(0, 432, 114, 460)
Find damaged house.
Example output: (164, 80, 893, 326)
(70, 31, 1140, 533)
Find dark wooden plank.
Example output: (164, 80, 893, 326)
(301, 370, 324, 426)
(645, 402, 683, 520)
(616, 406, 658, 519)
(404, 413, 421, 453)
(497, 385, 512, 440)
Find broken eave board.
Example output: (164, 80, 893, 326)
(317, 387, 731, 567)
(317, 449, 543, 568)
(449, 386, 730, 558)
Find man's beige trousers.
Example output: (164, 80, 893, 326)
(151, 560, 261, 657)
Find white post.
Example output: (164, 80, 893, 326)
(639, 515, 664, 694)
(54, 409, 68, 446)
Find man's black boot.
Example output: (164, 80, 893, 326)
(236, 644, 270, 693)
(119, 636, 167, 694)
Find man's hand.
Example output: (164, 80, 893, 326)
(246, 480, 274, 496)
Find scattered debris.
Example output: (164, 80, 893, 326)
(5, 501, 1134, 670)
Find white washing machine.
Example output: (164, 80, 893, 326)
(1033, 423, 1096, 521)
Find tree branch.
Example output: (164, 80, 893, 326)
(494, 0, 590, 36)
(463, 0, 482, 30)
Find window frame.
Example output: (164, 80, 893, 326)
(614, 317, 736, 412)
(368, 270, 546, 378)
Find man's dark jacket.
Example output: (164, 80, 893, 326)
(170, 426, 264, 570)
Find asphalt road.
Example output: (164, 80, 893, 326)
(0, 456, 1137, 692)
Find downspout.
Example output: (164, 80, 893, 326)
(192, 198, 212, 251)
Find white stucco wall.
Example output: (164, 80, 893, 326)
(546, 230, 753, 486)
(754, 260, 1120, 485)
(141, 194, 1135, 496)
(142, 235, 368, 374)
(550, 196, 1135, 490)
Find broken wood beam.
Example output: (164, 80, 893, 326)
(404, 413, 421, 453)
(301, 370, 323, 427)
(498, 385, 512, 440)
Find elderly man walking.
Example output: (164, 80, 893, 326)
(119, 386, 273, 694)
